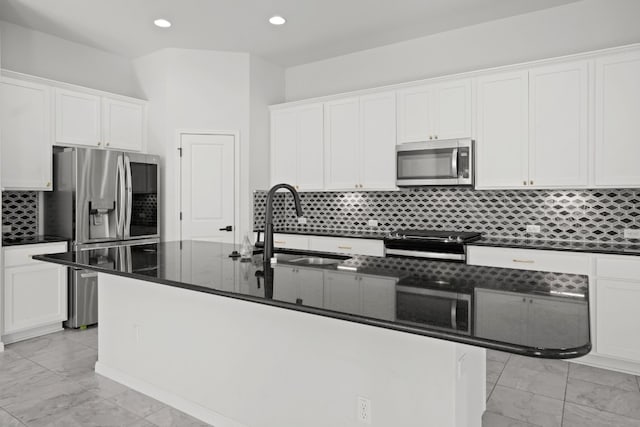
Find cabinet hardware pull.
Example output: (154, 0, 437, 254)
(512, 259, 535, 263)
(97, 142, 102, 146)
(429, 135, 433, 140)
(106, 142, 110, 147)
(434, 135, 438, 139)
(523, 181, 527, 185)
(46, 182, 51, 187)
(530, 180, 534, 185)
(338, 246, 352, 250)
(274, 240, 285, 244)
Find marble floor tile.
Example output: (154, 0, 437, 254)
(0, 408, 25, 427)
(563, 402, 640, 427)
(0, 369, 64, 408)
(569, 363, 640, 392)
(487, 350, 511, 363)
(486, 385, 563, 427)
(110, 389, 167, 418)
(0, 349, 23, 366)
(566, 377, 640, 420)
(0, 357, 50, 387)
(482, 411, 537, 427)
(33, 398, 142, 427)
(128, 419, 157, 427)
(497, 355, 568, 400)
(8, 332, 75, 359)
(74, 372, 130, 399)
(36, 349, 98, 380)
(64, 327, 99, 349)
(487, 359, 506, 383)
(145, 407, 212, 427)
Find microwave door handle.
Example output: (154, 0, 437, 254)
(451, 148, 459, 177)
(450, 300, 458, 330)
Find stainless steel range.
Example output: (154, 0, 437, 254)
(384, 229, 482, 261)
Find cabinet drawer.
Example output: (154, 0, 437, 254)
(273, 234, 310, 251)
(466, 246, 589, 274)
(596, 256, 640, 281)
(309, 236, 384, 257)
(3, 242, 68, 268)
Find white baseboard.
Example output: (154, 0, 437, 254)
(2, 323, 63, 345)
(95, 361, 246, 427)
(0, 341, 4, 352)
(572, 353, 640, 376)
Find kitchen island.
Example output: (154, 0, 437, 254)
(35, 240, 590, 427)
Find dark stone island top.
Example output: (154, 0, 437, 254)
(34, 240, 591, 359)
(2, 235, 69, 247)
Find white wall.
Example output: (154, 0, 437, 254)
(285, 0, 640, 100)
(249, 56, 285, 192)
(134, 48, 253, 242)
(0, 20, 142, 98)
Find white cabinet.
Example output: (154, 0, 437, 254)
(595, 256, 640, 362)
(273, 265, 324, 308)
(324, 92, 396, 190)
(2, 242, 68, 342)
(102, 97, 145, 152)
(0, 77, 53, 191)
(475, 71, 529, 189)
(594, 50, 640, 187)
(466, 246, 590, 275)
(55, 88, 146, 151)
(308, 236, 385, 257)
(475, 62, 588, 189)
(271, 103, 324, 190)
(397, 79, 471, 143)
(324, 271, 396, 320)
(273, 233, 310, 251)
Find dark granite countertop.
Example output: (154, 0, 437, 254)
(255, 228, 387, 240)
(469, 237, 640, 256)
(34, 240, 590, 359)
(2, 235, 69, 247)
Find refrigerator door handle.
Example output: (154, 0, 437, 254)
(116, 155, 126, 237)
(124, 155, 133, 239)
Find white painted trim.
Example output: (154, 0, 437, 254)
(270, 43, 640, 110)
(1, 323, 63, 345)
(572, 353, 640, 376)
(95, 362, 246, 427)
(176, 129, 242, 244)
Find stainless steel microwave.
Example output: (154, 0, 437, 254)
(396, 139, 474, 187)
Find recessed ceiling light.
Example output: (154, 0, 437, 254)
(154, 18, 172, 28)
(269, 15, 286, 26)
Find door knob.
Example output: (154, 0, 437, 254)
(219, 225, 233, 232)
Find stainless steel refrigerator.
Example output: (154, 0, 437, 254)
(45, 147, 160, 328)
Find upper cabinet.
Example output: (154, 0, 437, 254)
(475, 61, 589, 189)
(270, 103, 324, 190)
(0, 77, 53, 191)
(397, 78, 471, 143)
(324, 92, 396, 191)
(55, 88, 147, 151)
(594, 50, 640, 187)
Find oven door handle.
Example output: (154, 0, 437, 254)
(451, 148, 459, 177)
(450, 300, 457, 330)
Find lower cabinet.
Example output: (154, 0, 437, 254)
(2, 242, 68, 343)
(273, 265, 324, 308)
(324, 271, 396, 321)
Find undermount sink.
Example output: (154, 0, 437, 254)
(288, 257, 343, 266)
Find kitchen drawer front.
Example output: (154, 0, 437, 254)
(309, 236, 384, 257)
(596, 256, 640, 281)
(466, 246, 590, 274)
(3, 242, 68, 268)
(273, 234, 310, 251)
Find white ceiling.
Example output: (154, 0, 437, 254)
(0, 0, 580, 66)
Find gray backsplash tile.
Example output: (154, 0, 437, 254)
(2, 191, 39, 239)
(253, 188, 640, 243)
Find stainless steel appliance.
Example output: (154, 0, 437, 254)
(384, 229, 482, 261)
(396, 138, 474, 187)
(45, 147, 160, 328)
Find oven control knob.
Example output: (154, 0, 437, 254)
(456, 236, 463, 243)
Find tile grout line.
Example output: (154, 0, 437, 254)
(561, 362, 570, 427)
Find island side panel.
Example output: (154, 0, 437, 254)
(96, 273, 485, 427)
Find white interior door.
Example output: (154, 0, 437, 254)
(180, 133, 236, 243)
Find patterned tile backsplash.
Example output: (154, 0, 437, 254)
(253, 188, 640, 243)
(2, 191, 39, 239)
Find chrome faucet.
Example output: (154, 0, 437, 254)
(263, 183, 303, 265)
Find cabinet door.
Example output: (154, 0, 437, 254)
(433, 79, 472, 140)
(102, 97, 145, 151)
(528, 296, 588, 350)
(361, 276, 396, 321)
(596, 279, 640, 361)
(272, 266, 299, 304)
(297, 268, 325, 308)
(529, 61, 588, 188)
(324, 98, 360, 190)
(271, 109, 298, 186)
(55, 88, 102, 147)
(475, 289, 527, 345)
(324, 271, 361, 314)
(4, 263, 67, 334)
(397, 85, 434, 143)
(0, 78, 53, 190)
(475, 71, 529, 189)
(296, 104, 324, 191)
(360, 92, 397, 190)
(594, 51, 640, 187)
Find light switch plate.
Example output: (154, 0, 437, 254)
(2, 225, 12, 233)
(297, 217, 307, 225)
(526, 224, 541, 233)
(367, 219, 378, 227)
(624, 229, 640, 239)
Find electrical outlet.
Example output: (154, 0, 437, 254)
(357, 397, 372, 424)
(367, 219, 378, 227)
(297, 217, 307, 225)
(526, 224, 541, 234)
(2, 225, 11, 233)
(624, 229, 640, 239)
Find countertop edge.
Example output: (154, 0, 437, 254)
(33, 253, 592, 360)
(2, 236, 70, 247)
